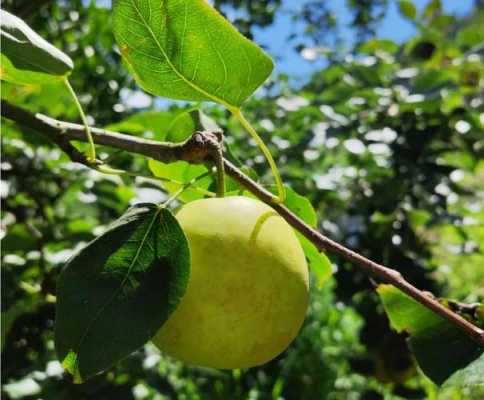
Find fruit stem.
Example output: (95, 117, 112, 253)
(212, 143, 226, 198)
(64, 78, 97, 162)
(229, 107, 285, 204)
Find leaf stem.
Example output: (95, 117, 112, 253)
(161, 171, 213, 208)
(230, 108, 285, 203)
(125, 171, 216, 198)
(211, 142, 226, 197)
(95, 164, 126, 175)
(63, 78, 96, 162)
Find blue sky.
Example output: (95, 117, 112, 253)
(90, 0, 476, 107)
(249, 0, 475, 80)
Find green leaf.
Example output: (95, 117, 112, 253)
(441, 90, 464, 115)
(148, 159, 213, 202)
(280, 187, 333, 287)
(358, 39, 399, 55)
(378, 284, 483, 385)
(55, 203, 190, 382)
(457, 25, 484, 47)
(112, 0, 273, 108)
(283, 187, 317, 228)
(0, 10, 73, 85)
(105, 109, 196, 142)
(422, 0, 441, 20)
(298, 234, 332, 289)
(398, 0, 417, 20)
(443, 353, 484, 390)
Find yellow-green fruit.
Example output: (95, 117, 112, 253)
(152, 196, 309, 369)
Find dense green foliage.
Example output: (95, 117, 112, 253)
(1, 0, 483, 399)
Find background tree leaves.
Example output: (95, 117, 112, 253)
(2, 0, 483, 398)
(55, 204, 190, 383)
(0, 10, 73, 85)
(112, 0, 273, 107)
(398, 0, 418, 20)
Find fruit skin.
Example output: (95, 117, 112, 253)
(152, 196, 309, 369)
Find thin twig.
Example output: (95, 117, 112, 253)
(2, 100, 483, 346)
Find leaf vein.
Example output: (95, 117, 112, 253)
(203, 23, 227, 97)
(124, 0, 232, 108)
(179, 0, 188, 70)
(72, 208, 163, 356)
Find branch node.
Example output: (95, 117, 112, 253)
(179, 130, 224, 164)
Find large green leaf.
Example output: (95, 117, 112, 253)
(55, 203, 190, 383)
(111, 0, 273, 108)
(0, 10, 73, 85)
(378, 285, 483, 385)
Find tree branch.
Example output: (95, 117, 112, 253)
(1, 100, 220, 165)
(2, 100, 483, 346)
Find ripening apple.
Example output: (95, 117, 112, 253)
(152, 196, 309, 369)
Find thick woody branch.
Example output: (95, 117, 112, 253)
(1, 100, 218, 165)
(2, 100, 483, 346)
